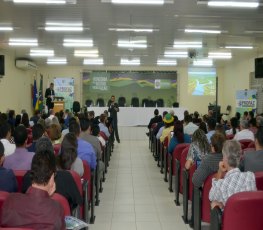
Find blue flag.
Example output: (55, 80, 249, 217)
(33, 79, 38, 109)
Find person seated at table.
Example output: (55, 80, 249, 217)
(234, 119, 254, 141)
(185, 129, 211, 170)
(146, 109, 162, 137)
(1, 148, 65, 229)
(209, 140, 256, 210)
(192, 132, 226, 188)
(160, 113, 174, 143)
(168, 120, 191, 154)
(22, 136, 83, 211)
(183, 114, 198, 136)
(0, 141, 18, 192)
(239, 126, 263, 172)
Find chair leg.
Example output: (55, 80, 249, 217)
(174, 160, 180, 206)
(168, 155, 173, 192)
(182, 169, 189, 223)
(164, 151, 168, 182)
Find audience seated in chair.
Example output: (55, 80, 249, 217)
(0, 141, 18, 192)
(234, 119, 254, 141)
(239, 126, 263, 172)
(153, 111, 168, 137)
(225, 117, 239, 136)
(209, 140, 256, 210)
(185, 129, 211, 170)
(160, 113, 174, 143)
(168, 120, 191, 154)
(3, 125, 34, 170)
(1, 148, 65, 229)
(0, 122, 15, 156)
(192, 132, 226, 188)
(27, 124, 45, 152)
(206, 118, 216, 144)
(183, 115, 198, 136)
(146, 109, 162, 136)
(22, 136, 83, 211)
(98, 114, 111, 138)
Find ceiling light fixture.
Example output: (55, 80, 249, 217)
(13, 0, 66, 4)
(174, 41, 202, 48)
(225, 45, 253, 49)
(207, 1, 259, 8)
(45, 22, 83, 31)
(47, 58, 67, 64)
(164, 51, 188, 58)
(63, 39, 93, 47)
(111, 0, 164, 5)
(109, 28, 156, 32)
(208, 52, 232, 59)
(157, 59, 177, 66)
(120, 58, 140, 65)
(0, 27, 13, 31)
(74, 49, 99, 57)
(83, 58, 104, 65)
(30, 49, 54, 57)
(193, 59, 213, 67)
(9, 38, 38, 46)
(117, 40, 147, 48)
(185, 29, 221, 34)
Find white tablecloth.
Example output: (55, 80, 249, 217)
(87, 107, 187, 126)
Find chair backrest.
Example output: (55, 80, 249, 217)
(255, 171, 263, 190)
(141, 98, 149, 107)
(239, 139, 254, 149)
(202, 173, 216, 223)
(179, 146, 190, 194)
(156, 98, 164, 107)
(248, 141, 256, 148)
(96, 98, 105, 107)
(26, 134, 33, 145)
(99, 131, 108, 141)
(131, 97, 139, 107)
(172, 143, 190, 175)
(188, 163, 197, 201)
(51, 193, 71, 216)
(82, 160, 92, 202)
(13, 170, 27, 192)
(222, 191, 263, 230)
(53, 143, 61, 156)
(118, 97, 126, 107)
(173, 102, 179, 108)
(85, 99, 93, 107)
(0, 191, 10, 211)
(226, 134, 234, 140)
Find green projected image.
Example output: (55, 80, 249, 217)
(188, 68, 216, 96)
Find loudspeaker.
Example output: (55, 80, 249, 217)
(255, 57, 263, 78)
(0, 55, 4, 76)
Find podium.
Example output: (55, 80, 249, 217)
(53, 100, 65, 113)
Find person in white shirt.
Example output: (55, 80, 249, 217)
(234, 119, 255, 141)
(0, 123, 15, 156)
(184, 115, 198, 136)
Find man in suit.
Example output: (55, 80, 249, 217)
(239, 126, 263, 172)
(108, 95, 120, 143)
(45, 83, 55, 110)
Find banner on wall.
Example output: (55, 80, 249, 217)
(236, 89, 257, 114)
(54, 78, 74, 110)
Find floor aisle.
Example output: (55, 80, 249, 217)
(90, 140, 191, 230)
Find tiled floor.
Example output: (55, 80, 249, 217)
(90, 140, 192, 230)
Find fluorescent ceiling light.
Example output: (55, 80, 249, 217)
(83, 58, 104, 65)
(63, 39, 93, 47)
(45, 22, 83, 31)
(109, 28, 156, 32)
(9, 38, 38, 46)
(120, 58, 140, 65)
(117, 40, 147, 48)
(208, 52, 232, 59)
(111, 0, 164, 5)
(74, 49, 99, 57)
(225, 45, 253, 49)
(157, 59, 177, 66)
(193, 59, 213, 67)
(174, 41, 202, 48)
(0, 27, 13, 31)
(13, 0, 66, 4)
(245, 30, 263, 34)
(30, 49, 54, 57)
(185, 29, 221, 34)
(47, 58, 67, 64)
(164, 51, 188, 58)
(207, 1, 259, 8)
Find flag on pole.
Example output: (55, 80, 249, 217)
(33, 79, 38, 109)
(35, 74, 43, 111)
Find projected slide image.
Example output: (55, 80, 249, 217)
(188, 68, 216, 96)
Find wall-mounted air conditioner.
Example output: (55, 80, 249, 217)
(15, 60, 38, 70)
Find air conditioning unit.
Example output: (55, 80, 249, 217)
(15, 60, 38, 70)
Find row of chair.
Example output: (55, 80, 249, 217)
(148, 124, 262, 230)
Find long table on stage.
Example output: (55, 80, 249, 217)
(87, 107, 187, 127)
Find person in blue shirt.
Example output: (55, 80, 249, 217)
(0, 141, 18, 192)
(69, 121, 97, 170)
(168, 120, 191, 154)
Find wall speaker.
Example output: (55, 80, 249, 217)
(0, 55, 4, 76)
(255, 57, 263, 78)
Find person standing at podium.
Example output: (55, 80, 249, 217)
(45, 83, 55, 111)
(108, 95, 120, 143)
